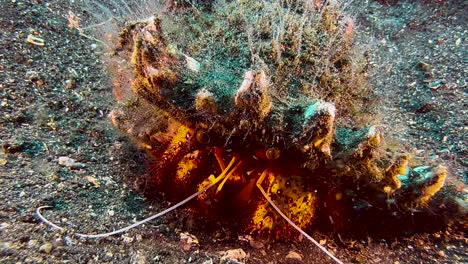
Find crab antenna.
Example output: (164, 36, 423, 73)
(36, 206, 65, 231)
(256, 184, 344, 264)
(36, 182, 216, 238)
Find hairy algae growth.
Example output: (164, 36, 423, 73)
(124, 0, 376, 126)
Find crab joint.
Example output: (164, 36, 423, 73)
(216, 160, 242, 193)
(197, 155, 241, 198)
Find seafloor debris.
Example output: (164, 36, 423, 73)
(26, 34, 45, 46)
(57, 156, 86, 169)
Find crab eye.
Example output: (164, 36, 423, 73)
(196, 130, 210, 144)
(266, 147, 280, 160)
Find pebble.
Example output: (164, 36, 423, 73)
(1, 242, 13, 249)
(85, 176, 100, 187)
(39, 242, 53, 253)
(437, 250, 446, 257)
(285, 251, 303, 263)
(122, 235, 134, 244)
(27, 239, 39, 248)
(25, 70, 40, 82)
(57, 156, 85, 169)
(406, 81, 417, 89)
(220, 248, 248, 262)
(0, 222, 10, 230)
(238, 235, 264, 249)
(65, 79, 75, 89)
(249, 239, 264, 249)
(179, 232, 199, 251)
(132, 251, 147, 264)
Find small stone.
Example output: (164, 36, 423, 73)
(2, 142, 24, 153)
(85, 176, 100, 187)
(428, 81, 442, 90)
(25, 71, 40, 82)
(249, 239, 264, 249)
(0, 222, 10, 230)
(437, 250, 446, 257)
(238, 235, 264, 249)
(65, 79, 75, 89)
(406, 81, 416, 89)
(39, 242, 53, 253)
(1, 242, 12, 249)
(122, 235, 134, 243)
(133, 251, 147, 264)
(52, 237, 65, 248)
(57, 156, 85, 169)
(220, 248, 248, 262)
(179, 232, 199, 251)
(285, 251, 303, 263)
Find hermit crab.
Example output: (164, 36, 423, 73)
(37, 1, 462, 263)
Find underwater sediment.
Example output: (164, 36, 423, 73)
(101, 0, 465, 238)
